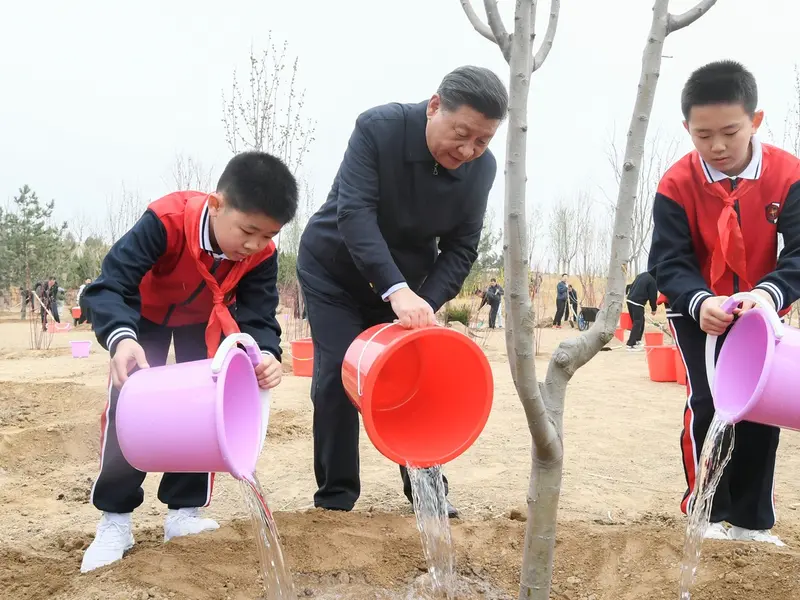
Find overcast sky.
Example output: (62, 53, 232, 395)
(2, 0, 799, 246)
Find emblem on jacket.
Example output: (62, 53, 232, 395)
(765, 202, 780, 224)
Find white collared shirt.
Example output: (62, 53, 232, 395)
(198, 200, 230, 260)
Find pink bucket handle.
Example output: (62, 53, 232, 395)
(705, 291, 784, 390)
(210, 333, 271, 454)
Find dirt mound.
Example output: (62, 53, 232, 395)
(4, 514, 800, 600)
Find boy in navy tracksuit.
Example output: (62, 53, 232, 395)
(79, 152, 297, 572)
(649, 61, 800, 546)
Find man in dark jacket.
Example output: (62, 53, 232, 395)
(479, 278, 504, 328)
(625, 271, 658, 350)
(553, 274, 568, 328)
(296, 66, 507, 517)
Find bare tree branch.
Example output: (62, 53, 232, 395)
(667, 0, 718, 34)
(483, 0, 512, 61)
(532, 0, 560, 72)
(459, 0, 497, 44)
(169, 153, 214, 191)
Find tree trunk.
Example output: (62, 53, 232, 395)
(501, 4, 564, 599)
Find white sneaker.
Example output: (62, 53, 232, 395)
(728, 525, 786, 547)
(164, 507, 220, 542)
(704, 522, 730, 540)
(627, 345, 643, 352)
(80, 512, 135, 573)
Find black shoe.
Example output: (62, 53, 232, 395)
(410, 499, 460, 519)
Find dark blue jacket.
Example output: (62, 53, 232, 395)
(556, 281, 568, 301)
(299, 101, 497, 311)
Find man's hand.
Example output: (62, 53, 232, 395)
(698, 296, 735, 336)
(254, 353, 282, 389)
(111, 338, 150, 389)
(388, 287, 436, 329)
(734, 288, 776, 315)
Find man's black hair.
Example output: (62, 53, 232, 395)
(490, 277, 497, 283)
(681, 60, 758, 120)
(216, 151, 298, 225)
(437, 66, 508, 121)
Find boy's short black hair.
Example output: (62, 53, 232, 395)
(681, 60, 758, 120)
(216, 151, 298, 224)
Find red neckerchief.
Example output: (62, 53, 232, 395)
(183, 195, 273, 358)
(707, 177, 755, 291)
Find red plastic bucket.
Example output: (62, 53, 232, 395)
(71, 306, 81, 319)
(645, 346, 677, 382)
(290, 338, 313, 377)
(674, 346, 687, 386)
(342, 323, 493, 468)
(644, 331, 664, 346)
(619, 313, 633, 330)
(614, 328, 625, 342)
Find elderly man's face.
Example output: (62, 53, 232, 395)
(425, 94, 500, 171)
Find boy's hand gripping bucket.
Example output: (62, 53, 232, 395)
(341, 323, 494, 468)
(116, 333, 271, 480)
(708, 291, 799, 428)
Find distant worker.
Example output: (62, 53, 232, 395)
(479, 278, 504, 328)
(625, 271, 658, 351)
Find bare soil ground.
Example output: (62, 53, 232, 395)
(2, 311, 800, 599)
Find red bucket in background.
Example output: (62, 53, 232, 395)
(290, 338, 314, 377)
(644, 331, 664, 346)
(71, 307, 81, 320)
(619, 313, 633, 330)
(342, 323, 493, 468)
(614, 328, 625, 342)
(646, 346, 677, 382)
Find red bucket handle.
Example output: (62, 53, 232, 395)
(356, 322, 402, 396)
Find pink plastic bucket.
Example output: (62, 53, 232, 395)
(116, 333, 270, 480)
(70, 340, 92, 358)
(710, 292, 799, 428)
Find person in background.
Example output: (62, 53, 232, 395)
(78, 151, 297, 572)
(624, 271, 658, 351)
(76, 278, 92, 325)
(553, 273, 568, 328)
(479, 277, 504, 328)
(297, 65, 507, 518)
(566, 283, 579, 327)
(46, 276, 60, 323)
(19, 286, 28, 319)
(649, 60, 800, 546)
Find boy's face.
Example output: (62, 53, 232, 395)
(684, 104, 764, 177)
(207, 193, 283, 261)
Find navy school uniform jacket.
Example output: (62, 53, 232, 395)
(649, 140, 800, 321)
(626, 271, 658, 311)
(299, 100, 498, 311)
(81, 193, 282, 359)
